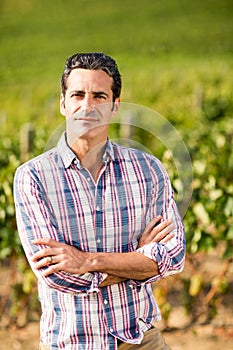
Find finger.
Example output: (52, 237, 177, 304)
(159, 232, 175, 244)
(143, 216, 162, 235)
(33, 253, 61, 270)
(155, 225, 174, 243)
(33, 255, 54, 269)
(32, 238, 60, 247)
(144, 218, 172, 241)
(152, 219, 173, 234)
(40, 261, 63, 277)
(31, 247, 57, 262)
(41, 262, 62, 277)
(41, 266, 55, 277)
(150, 222, 175, 242)
(145, 220, 173, 241)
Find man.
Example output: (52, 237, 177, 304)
(14, 52, 185, 350)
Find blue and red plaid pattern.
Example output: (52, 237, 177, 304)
(14, 132, 185, 349)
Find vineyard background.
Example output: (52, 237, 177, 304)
(0, 0, 233, 349)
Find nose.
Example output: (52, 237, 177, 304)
(82, 93, 94, 112)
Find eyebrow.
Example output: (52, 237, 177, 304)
(69, 90, 110, 97)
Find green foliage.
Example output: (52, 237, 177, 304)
(184, 109, 233, 257)
(10, 259, 40, 326)
(0, 138, 21, 259)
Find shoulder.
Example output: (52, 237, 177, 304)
(14, 147, 58, 179)
(111, 142, 166, 171)
(110, 142, 170, 184)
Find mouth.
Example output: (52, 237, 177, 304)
(74, 117, 99, 122)
(73, 111, 100, 123)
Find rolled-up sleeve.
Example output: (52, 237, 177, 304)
(132, 157, 186, 286)
(14, 165, 105, 294)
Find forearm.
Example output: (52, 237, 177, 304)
(31, 214, 179, 287)
(88, 251, 159, 281)
(99, 275, 126, 287)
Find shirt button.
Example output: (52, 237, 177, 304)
(97, 239, 101, 244)
(109, 327, 114, 332)
(104, 299, 108, 305)
(87, 177, 91, 181)
(96, 206, 101, 211)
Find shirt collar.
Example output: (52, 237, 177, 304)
(103, 138, 115, 162)
(57, 132, 115, 169)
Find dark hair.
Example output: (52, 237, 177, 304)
(61, 52, 122, 101)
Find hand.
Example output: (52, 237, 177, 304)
(31, 238, 90, 277)
(137, 215, 175, 249)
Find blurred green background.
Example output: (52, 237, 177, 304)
(0, 0, 233, 331)
(1, 0, 233, 133)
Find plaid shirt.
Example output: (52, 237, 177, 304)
(14, 132, 185, 349)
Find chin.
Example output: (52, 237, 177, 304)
(67, 125, 108, 144)
(81, 125, 109, 140)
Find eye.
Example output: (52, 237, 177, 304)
(70, 92, 84, 98)
(94, 93, 108, 100)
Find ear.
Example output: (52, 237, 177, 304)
(60, 94, 66, 117)
(112, 98, 120, 116)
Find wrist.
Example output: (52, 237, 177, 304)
(86, 252, 105, 272)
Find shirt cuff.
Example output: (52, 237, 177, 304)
(130, 243, 172, 286)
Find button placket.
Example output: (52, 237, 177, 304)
(94, 169, 106, 252)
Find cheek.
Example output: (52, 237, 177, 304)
(66, 101, 82, 114)
(97, 103, 114, 116)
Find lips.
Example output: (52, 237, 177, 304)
(75, 117, 99, 122)
(73, 111, 100, 122)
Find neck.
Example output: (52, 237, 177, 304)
(70, 137, 106, 161)
(69, 136, 107, 180)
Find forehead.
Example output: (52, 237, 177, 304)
(67, 68, 113, 91)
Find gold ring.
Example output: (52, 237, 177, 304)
(48, 256, 53, 264)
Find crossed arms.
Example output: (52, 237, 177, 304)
(14, 163, 185, 293)
(31, 216, 175, 287)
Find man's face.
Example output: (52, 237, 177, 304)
(60, 68, 120, 146)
